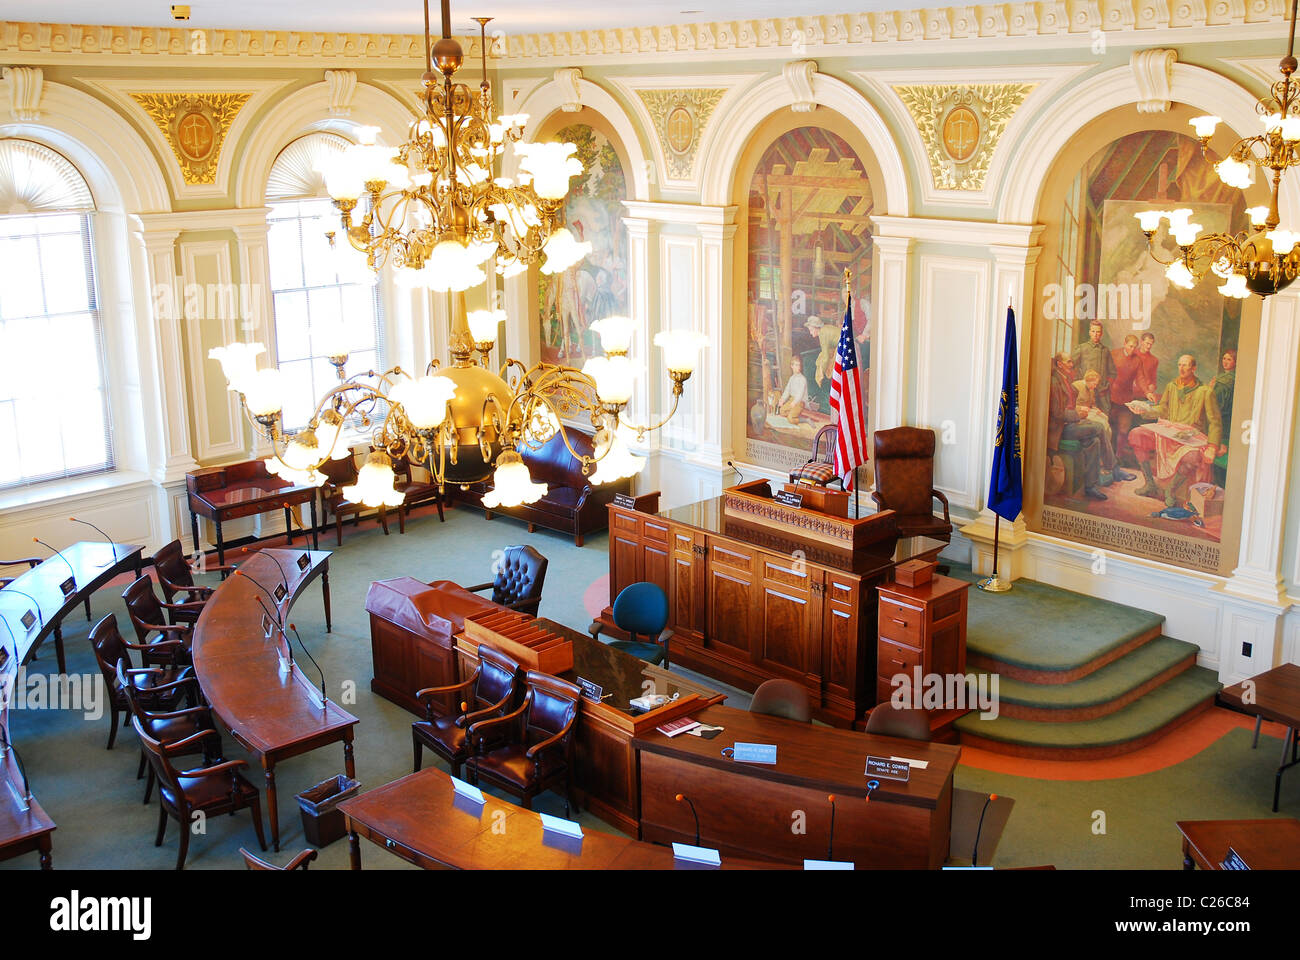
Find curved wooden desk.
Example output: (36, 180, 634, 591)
(192, 548, 356, 851)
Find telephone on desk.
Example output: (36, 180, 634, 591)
(629, 691, 679, 712)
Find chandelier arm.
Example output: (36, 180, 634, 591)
(614, 391, 682, 441)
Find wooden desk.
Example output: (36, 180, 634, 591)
(1, 644, 54, 869)
(0, 541, 144, 674)
(1177, 818, 1300, 870)
(192, 548, 355, 851)
(339, 766, 787, 870)
(603, 494, 946, 727)
(187, 461, 320, 567)
(1220, 663, 1300, 811)
(634, 704, 960, 868)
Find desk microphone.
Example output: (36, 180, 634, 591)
(289, 623, 327, 708)
(68, 517, 118, 566)
(280, 501, 313, 548)
(0, 724, 30, 802)
(240, 547, 290, 591)
(234, 569, 283, 624)
(725, 460, 748, 484)
(31, 538, 75, 585)
(826, 794, 837, 861)
(0, 589, 44, 628)
(255, 595, 290, 650)
(675, 793, 701, 847)
(865, 779, 880, 801)
(972, 793, 997, 867)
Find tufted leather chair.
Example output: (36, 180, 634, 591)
(865, 704, 933, 742)
(749, 678, 812, 723)
(589, 582, 672, 668)
(466, 544, 549, 616)
(116, 658, 220, 805)
(88, 614, 193, 750)
(411, 643, 523, 777)
(467, 671, 583, 816)
(871, 427, 952, 540)
(482, 429, 631, 547)
(134, 716, 265, 870)
(122, 576, 200, 666)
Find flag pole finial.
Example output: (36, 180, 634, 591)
(843, 267, 852, 305)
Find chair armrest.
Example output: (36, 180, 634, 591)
(126, 638, 183, 655)
(588, 620, 604, 640)
(932, 489, 950, 524)
(505, 596, 541, 615)
(283, 849, 318, 871)
(177, 759, 247, 779)
(468, 700, 528, 749)
(0, 558, 41, 569)
(460, 689, 514, 729)
(162, 727, 222, 754)
(415, 675, 476, 719)
(136, 673, 200, 695)
(161, 599, 208, 614)
(464, 581, 494, 594)
(147, 705, 211, 723)
(870, 491, 886, 509)
(140, 621, 191, 636)
(526, 713, 578, 762)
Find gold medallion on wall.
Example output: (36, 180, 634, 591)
(892, 83, 1035, 191)
(636, 88, 725, 181)
(129, 92, 252, 185)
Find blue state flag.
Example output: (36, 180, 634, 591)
(987, 307, 1022, 522)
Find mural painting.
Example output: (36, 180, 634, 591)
(744, 126, 874, 472)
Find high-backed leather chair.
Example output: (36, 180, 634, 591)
(467, 671, 582, 816)
(466, 545, 548, 616)
(241, 848, 317, 870)
(588, 582, 672, 668)
(411, 643, 523, 777)
(789, 424, 844, 488)
(88, 614, 192, 750)
(133, 716, 265, 870)
(864, 704, 933, 742)
(749, 678, 812, 723)
(117, 659, 220, 805)
(152, 539, 232, 616)
(121, 576, 199, 665)
(871, 427, 952, 540)
(319, 454, 398, 545)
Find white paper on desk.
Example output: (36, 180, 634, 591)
(673, 842, 721, 866)
(539, 813, 584, 839)
(450, 776, 484, 804)
(890, 755, 929, 769)
(804, 859, 854, 870)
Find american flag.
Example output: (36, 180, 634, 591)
(829, 295, 869, 489)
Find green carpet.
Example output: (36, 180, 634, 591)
(1, 506, 1290, 870)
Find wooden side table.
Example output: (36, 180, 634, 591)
(876, 574, 969, 706)
(1177, 818, 1300, 870)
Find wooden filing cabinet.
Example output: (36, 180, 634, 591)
(876, 575, 969, 705)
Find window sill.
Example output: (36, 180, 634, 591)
(0, 469, 154, 513)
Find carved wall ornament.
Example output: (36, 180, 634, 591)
(324, 69, 357, 116)
(636, 87, 726, 180)
(129, 91, 252, 185)
(783, 59, 818, 113)
(1130, 48, 1177, 113)
(2, 65, 43, 120)
(554, 67, 582, 112)
(892, 82, 1035, 191)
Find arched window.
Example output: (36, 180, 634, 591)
(266, 132, 383, 429)
(0, 139, 113, 488)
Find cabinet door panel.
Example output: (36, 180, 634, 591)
(760, 585, 812, 675)
(707, 567, 755, 658)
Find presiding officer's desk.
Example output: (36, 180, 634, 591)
(192, 548, 355, 851)
(635, 704, 960, 868)
(340, 766, 788, 870)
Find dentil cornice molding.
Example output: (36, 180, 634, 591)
(1, 2, 1292, 65)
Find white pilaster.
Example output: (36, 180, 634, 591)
(870, 232, 912, 433)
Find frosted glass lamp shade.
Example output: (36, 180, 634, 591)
(390, 374, 456, 430)
(654, 330, 709, 374)
(342, 452, 404, 508)
(539, 227, 592, 275)
(1189, 115, 1221, 138)
(482, 451, 547, 508)
(1217, 273, 1249, 299)
(242, 368, 286, 417)
(209, 342, 266, 394)
(590, 427, 647, 485)
(1165, 260, 1195, 290)
(514, 141, 583, 200)
(582, 356, 636, 405)
(1134, 210, 1164, 232)
(590, 316, 634, 354)
(467, 309, 504, 345)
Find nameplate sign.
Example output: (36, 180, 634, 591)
(261, 614, 273, 638)
(773, 489, 804, 509)
(539, 813, 584, 840)
(804, 859, 855, 870)
(576, 677, 604, 703)
(59, 577, 77, 599)
(297, 553, 311, 571)
(0, 646, 8, 669)
(731, 742, 778, 764)
(273, 582, 288, 602)
(865, 756, 911, 782)
(450, 776, 485, 806)
(612, 493, 637, 509)
(672, 842, 721, 867)
(20, 610, 36, 631)
(1221, 847, 1250, 870)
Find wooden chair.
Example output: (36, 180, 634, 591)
(467, 670, 583, 816)
(871, 426, 952, 540)
(116, 659, 220, 805)
(789, 424, 844, 488)
(241, 848, 317, 870)
(749, 678, 812, 723)
(152, 540, 233, 620)
(121, 576, 200, 665)
(412, 643, 522, 777)
(466, 545, 548, 616)
(394, 457, 446, 527)
(864, 704, 933, 742)
(133, 716, 266, 870)
(318, 454, 398, 545)
(88, 614, 192, 750)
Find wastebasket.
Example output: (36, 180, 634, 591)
(296, 775, 360, 847)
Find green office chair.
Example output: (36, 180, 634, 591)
(589, 582, 672, 668)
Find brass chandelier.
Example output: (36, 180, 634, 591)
(210, 0, 706, 510)
(1136, 0, 1300, 299)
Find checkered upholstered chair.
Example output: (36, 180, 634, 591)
(789, 425, 844, 488)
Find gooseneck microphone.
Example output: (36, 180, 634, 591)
(0, 589, 44, 628)
(289, 623, 327, 708)
(725, 460, 748, 485)
(972, 793, 998, 867)
(255, 596, 291, 651)
(235, 569, 283, 625)
(240, 547, 290, 590)
(31, 538, 75, 585)
(675, 793, 701, 847)
(69, 517, 118, 565)
(0, 725, 30, 802)
(865, 779, 880, 801)
(826, 794, 837, 861)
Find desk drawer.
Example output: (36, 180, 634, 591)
(878, 637, 922, 676)
(879, 598, 923, 644)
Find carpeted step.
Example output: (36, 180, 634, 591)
(954, 666, 1221, 759)
(980, 636, 1199, 721)
(948, 566, 1167, 683)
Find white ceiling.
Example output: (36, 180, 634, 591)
(8, 2, 925, 35)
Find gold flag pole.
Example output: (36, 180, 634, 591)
(978, 290, 1015, 593)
